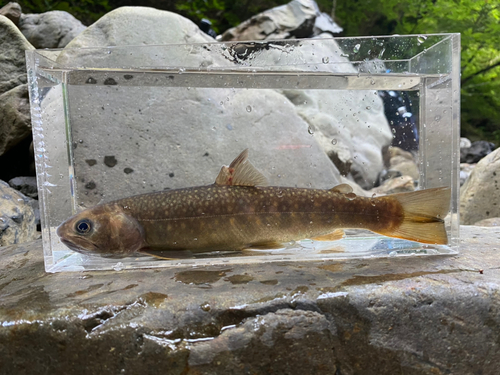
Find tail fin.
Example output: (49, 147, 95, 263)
(380, 187, 451, 245)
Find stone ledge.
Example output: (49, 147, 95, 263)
(1, 226, 499, 374)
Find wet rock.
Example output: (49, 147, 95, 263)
(18, 10, 86, 48)
(8, 176, 37, 199)
(1, 226, 500, 374)
(0, 15, 33, 96)
(0, 2, 22, 26)
(220, 0, 318, 41)
(460, 147, 500, 224)
(460, 140, 496, 164)
(0, 84, 32, 156)
(0, 180, 37, 246)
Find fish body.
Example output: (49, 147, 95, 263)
(57, 150, 451, 258)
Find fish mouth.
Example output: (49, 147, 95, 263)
(59, 236, 100, 254)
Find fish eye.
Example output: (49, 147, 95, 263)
(75, 219, 93, 235)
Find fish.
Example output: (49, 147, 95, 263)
(56, 149, 451, 259)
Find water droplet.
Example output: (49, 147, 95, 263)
(246, 105, 252, 112)
(417, 35, 427, 44)
(322, 56, 329, 64)
(366, 106, 371, 110)
(331, 139, 337, 145)
(308, 126, 315, 135)
(113, 262, 124, 271)
(353, 44, 361, 53)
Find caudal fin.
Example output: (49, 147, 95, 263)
(381, 187, 451, 245)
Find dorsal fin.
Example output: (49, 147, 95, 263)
(330, 183, 353, 194)
(215, 149, 268, 187)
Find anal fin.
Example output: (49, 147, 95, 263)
(139, 249, 195, 260)
(311, 229, 345, 242)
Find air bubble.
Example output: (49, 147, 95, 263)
(246, 105, 252, 112)
(366, 106, 371, 110)
(331, 139, 337, 145)
(322, 57, 329, 64)
(353, 44, 361, 53)
(417, 35, 427, 44)
(308, 126, 315, 135)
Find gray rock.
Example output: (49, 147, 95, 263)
(474, 217, 500, 227)
(49, 7, 345, 208)
(313, 11, 343, 36)
(220, 0, 318, 41)
(370, 175, 415, 195)
(0, 179, 37, 246)
(0, 2, 22, 25)
(460, 147, 500, 224)
(0, 84, 32, 156)
(8, 176, 37, 199)
(1, 225, 500, 374)
(460, 140, 496, 164)
(18, 10, 86, 49)
(460, 137, 471, 149)
(460, 162, 476, 186)
(63, 6, 214, 50)
(0, 15, 33, 96)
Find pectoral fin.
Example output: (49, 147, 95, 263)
(215, 149, 268, 187)
(311, 229, 345, 241)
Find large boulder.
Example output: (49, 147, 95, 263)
(460, 147, 500, 224)
(0, 180, 37, 246)
(0, 2, 22, 25)
(63, 6, 214, 49)
(18, 10, 86, 48)
(0, 15, 33, 96)
(49, 7, 344, 209)
(0, 84, 32, 156)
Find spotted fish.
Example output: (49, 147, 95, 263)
(57, 149, 451, 259)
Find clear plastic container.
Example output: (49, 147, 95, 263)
(26, 34, 460, 272)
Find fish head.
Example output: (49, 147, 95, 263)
(56, 204, 145, 257)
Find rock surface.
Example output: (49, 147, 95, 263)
(0, 2, 21, 25)
(460, 140, 496, 164)
(0, 84, 32, 156)
(0, 180, 37, 246)
(63, 6, 214, 49)
(1, 225, 499, 374)
(8, 176, 37, 199)
(220, 0, 319, 41)
(19, 10, 86, 49)
(51, 7, 346, 208)
(460, 147, 500, 224)
(0, 15, 33, 96)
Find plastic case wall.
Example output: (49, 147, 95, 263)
(26, 34, 460, 272)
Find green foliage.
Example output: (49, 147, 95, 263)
(334, 0, 500, 144)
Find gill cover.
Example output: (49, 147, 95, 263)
(57, 204, 145, 257)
